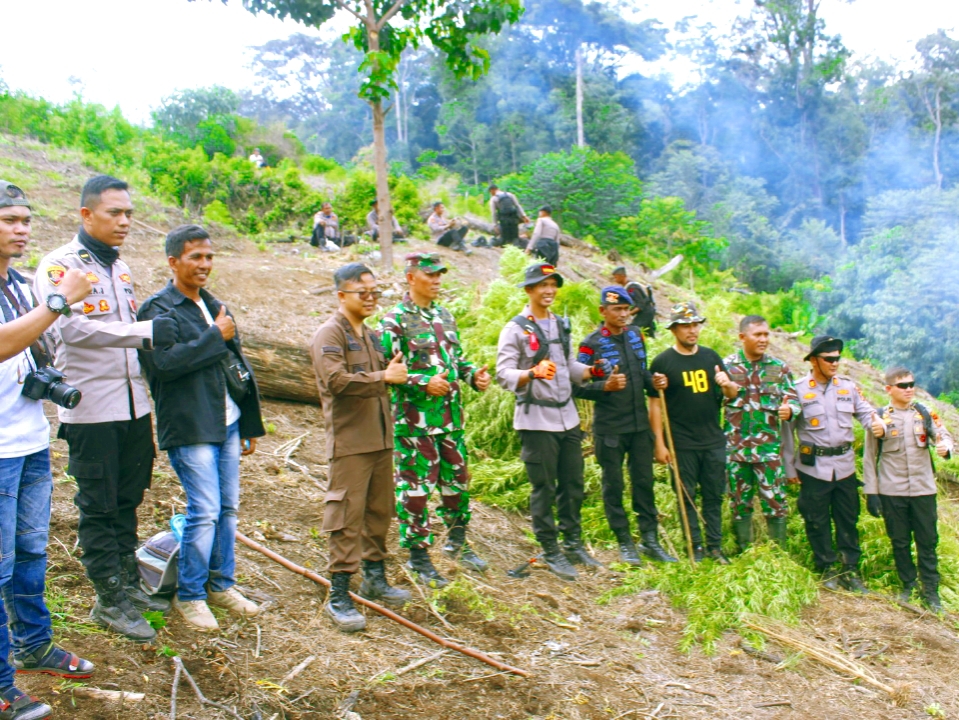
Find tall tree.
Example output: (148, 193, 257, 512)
(908, 30, 959, 190)
(203, 0, 521, 268)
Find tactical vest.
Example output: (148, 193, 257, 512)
(584, 326, 647, 371)
(510, 314, 571, 413)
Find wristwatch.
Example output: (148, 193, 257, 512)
(46, 292, 72, 317)
(528, 369, 535, 380)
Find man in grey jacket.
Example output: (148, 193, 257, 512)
(495, 263, 612, 580)
(35, 175, 176, 642)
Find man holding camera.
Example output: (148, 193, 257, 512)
(35, 175, 177, 643)
(139, 225, 264, 632)
(1, 180, 95, 720)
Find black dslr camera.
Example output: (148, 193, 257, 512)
(22, 366, 82, 409)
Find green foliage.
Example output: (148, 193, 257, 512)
(143, 611, 167, 630)
(202, 199, 236, 228)
(301, 154, 341, 174)
(728, 281, 823, 335)
(602, 544, 819, 654)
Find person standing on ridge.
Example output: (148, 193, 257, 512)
(526, 205, 560, 266)
(722, 315, 800, 551)
(575, 286, 674, 565)
(380, 253, 492, 588)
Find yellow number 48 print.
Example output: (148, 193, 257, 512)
(682, 369, 709, 393)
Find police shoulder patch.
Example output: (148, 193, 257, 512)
(321, 346, 343, 355)
(46, 265, 66, 286)
(77, 248, 93, 264)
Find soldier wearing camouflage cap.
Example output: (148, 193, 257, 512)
(721, 315, 801, 551)
(379, 253, 492, 587)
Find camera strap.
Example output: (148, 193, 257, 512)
(0, 279, 50, 369)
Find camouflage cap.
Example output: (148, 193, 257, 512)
(0, 181, 30, 210)
(404, 252, 448, 274)
(665, 300, 706, 328)
(600, 285, 633, 306)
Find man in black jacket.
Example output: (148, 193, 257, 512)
(576, 287, 674, 566)
(138, 225, 265, 632)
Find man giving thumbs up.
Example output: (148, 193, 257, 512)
(380, 253, 491, 587)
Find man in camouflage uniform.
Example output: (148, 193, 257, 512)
(722, 315, 800, 550)
(380, 253, 492, 587)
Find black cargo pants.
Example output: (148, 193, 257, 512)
(880, 493, 939, 591)
(519, 428, 584, 546)
(595, 430, 657, 538)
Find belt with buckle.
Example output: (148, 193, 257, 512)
(800, 442, 852, 457)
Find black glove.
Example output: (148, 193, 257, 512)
(866, 494, 882, 518)
(151, 315, 178, 348)
(590, 358, 613, 379)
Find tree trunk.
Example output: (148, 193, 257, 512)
(575, 44, 586, 148)
(243, 336, 319, 405)
(933, 87, 943, 190)
(368, 28, 394, 270)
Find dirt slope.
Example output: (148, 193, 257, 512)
(2, 136, 958, 720)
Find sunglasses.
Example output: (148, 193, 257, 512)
(817, 355, 841, 364)
(341, 290, 382, 299)
(893, 381, 915, 389)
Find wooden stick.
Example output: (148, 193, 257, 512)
(280, 655, 316, 686)
(389, 650, 448, 678)
(169, 657, 182, 719)
(72, 687, 144, 703)
(658, 394, 695, 562)
(235, 532, 530, 677)
(173, 657, 245, 720)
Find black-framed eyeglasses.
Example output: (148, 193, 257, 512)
(340, 290, 382, 299)
(894, 381, 915, 389)
(817, 355, 841, 364)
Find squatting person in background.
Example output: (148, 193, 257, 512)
(526, 205, 560, 266)
(380, 253, 492, 588)
(488, 184, 528, 249)
(863, 367, 953, 612)
(495, 263, 611, 580)
(138, 225, 264, 631)
(35, 175, 177, 643)
(0, 181, 94, 720)
(782, 335, 879, 593)
(722, 315, 800, 551)
(427, 201, 468, 252)
(309, 263, 412, 632)
(311, 202, 341, 249)
(575, 286, 674, 566)
(367, 200, 403, 243)
(649, 302, 737, 564)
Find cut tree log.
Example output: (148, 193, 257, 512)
(243, 335, 320, 405)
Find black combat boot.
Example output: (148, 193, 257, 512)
(406, 547, 449, 589)
(358, 561, 412, 607)
(442, 525, 489, 572)
(90, 575, 156, 642)
(613, 531, 643, 567)
(898, 582, 917, 604)
(765, 517, 787, 547)
(119, 555, 170, 613)
(821, 566, 842, 591)
(733, 517, 753, 552)
(562, 538, 603, 568)
(693, 545, 706, 563)
(326, 572, 366, 632)
(839, 565, 868, 594)
(704, 547, 730, 565)
(541, 540, 578, 581)
(639, 531, 677, 563)
(921, 585, 943, 614)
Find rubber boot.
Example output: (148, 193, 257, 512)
(90, 576, 156, 642)
(442, 526, 489, 572)
(640, 531, 677, 563)
(406, 547, 449, 589)
(614, 532, 643, 567)
(562, 538, 603, 568)
(358, 561, 412, 608)
(540, 540, 578, 581)
(922, 584, 943, 614)
(821, 566, 842, 591)
(119, 555, 170, 613)
(765, 517, 787, 547)
(733, 517, 753, 552)
(325, 572, 366, 632)
(839, 565, 868, 594)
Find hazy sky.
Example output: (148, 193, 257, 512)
(1, 0, 957, 124)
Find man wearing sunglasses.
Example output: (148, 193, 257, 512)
(862, 367, 952, 613)
(310, 263, 412, 631)
(783, 335, 880, 592)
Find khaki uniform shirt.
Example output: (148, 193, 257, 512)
(862, 404, 954, 496)
(781, 373, 874, 481)
(310, 310, 392, 460)
(495, 305, 587, 432)
(527, 216, 560, 251)
(34, 237, 155, 424)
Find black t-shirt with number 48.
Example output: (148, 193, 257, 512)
(650, 346, 727, 451)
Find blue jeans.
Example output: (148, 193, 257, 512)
(168, 422, 241, 602)
(0, 450, 54, 688)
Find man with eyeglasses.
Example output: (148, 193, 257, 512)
(783, 335, 881, 592)
(310, 263, 412, 632)
(380, 253, 492, 588)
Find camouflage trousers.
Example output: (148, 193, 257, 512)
(394, 431, 471, 549)
(727, 459, 787, 519)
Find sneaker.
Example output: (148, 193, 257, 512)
(0, 687, 51, 720)
(174, 597, 219, 632)
(208, 587, 260, 617)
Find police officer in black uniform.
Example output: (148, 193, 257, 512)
(576, 286, 675, 565)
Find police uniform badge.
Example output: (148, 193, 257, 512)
(119, 273, 132, 284)
(77, 248, 94, 264)
(98, 299, 110, 313)
(86, 272, 99, 284)
(46, 265, 66, 286)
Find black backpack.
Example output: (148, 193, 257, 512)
(625, 282, 655, 313)
(496, 193, 520, 220)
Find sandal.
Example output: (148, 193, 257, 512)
(0, 688, 52, 720)
(14, 643, 94, 679)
